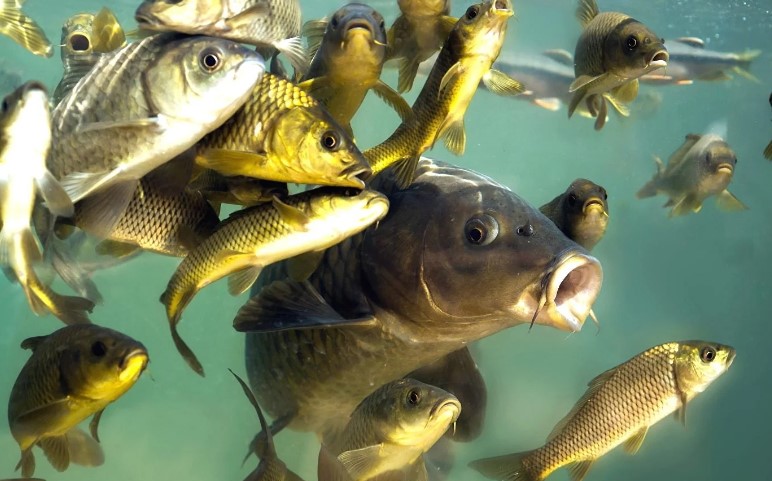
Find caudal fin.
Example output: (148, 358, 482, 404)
(0, 1, 53, 57)
(732, 49, 761, 83)
(469, 451, 536, 481)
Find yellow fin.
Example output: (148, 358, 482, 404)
(715, 190, 748, 212)
(338, 445, 388, 480)
(393, 155, 421, 189)
(195, 149, 269, 178)
(610, 79, 639, 103)
(763, 140, 772, 160)
(228, 265, 263, 296)
(372, 80, 413, 121)
(568, 460, 594, 481)
(669, 194, 701, 217)
(604, 92, 630, 117)
(469, 451, 533, 481)
(170, 323, 205, 377)
(576, 0, 600, 28)
(398, 57, 421, 93)
(287, 250, 324, 281)
(0, 1, 52, 57)
(272, 196, 310, 231)
(302, 18, 328, 60)
(593, 95, 607, 131)
(439, 62, 463, 97)
(622, 426, 648, 454)
(437, 116, 466, 155)
(482, 69, 525, 96)
(95, 239, 140, 258)
(39, 435, 70, 472)
(92, 7, 125, 52)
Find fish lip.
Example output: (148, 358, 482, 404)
(342, 165, 372, 188)
(67, 33, 91, 52)
(121, 348, 149, 371)
(582, 198, 606, 215)
(344, 19, 375, 36)
(647, 50, 669, 68)
(716, 163, 734, 174)
(535, 252, 603, 332)
(429, 398, 462, 422)
(726, 349, 736, 368)
(491, 0, 515, 16)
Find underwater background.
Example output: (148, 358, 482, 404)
(0, 0, 770, 480)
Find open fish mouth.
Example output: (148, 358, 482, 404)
(647, 50, 669, 68)
(342, 164, 372, 188)
(67, 33, 91, 52)
(119, 349, 149, 381)
(530, 252, 603, 332)
(492, 0, 514, 15)
(582, 198, 607, 216)
(429, 398, 462, 422)
(716, 163, 734, 175)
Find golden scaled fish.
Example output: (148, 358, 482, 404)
(0, 82, 94, 325)
(196, 73, 370, 189)
(318, 378, 461, 481)
(386, 0, 456, 93)
(365, 0, 523, 187)
(135, 0, 306, 74)
(188, 168, 288, 208)
(470, 341, 735, 481)
(299, 3, 412, 136)
(160, 187, 389, 376)
(8, 324, 148, 478)
(230, 370, 305, 481)
(53, 7, 126, 105)
(568, 0, 668, 131)
(539, 179, 609, 251)
(49, 34, 264, 233)
(0, 0, 52, 57)
(637, 133, 747, 217)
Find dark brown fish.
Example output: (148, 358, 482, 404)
(539, 179, 609, 251)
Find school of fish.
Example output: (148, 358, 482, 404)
(0, 0, 760, 479)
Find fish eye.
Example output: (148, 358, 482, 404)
(91, 341, 107, 357)
(464, 214, 499, 246)
(321, 131, 340, 151)
(700, 346, 717, 363)
(407, 389, 421, 405)
(568, 193, 578, 206)
(199, 48, 222, 72)
(516, 224, 534, 237)
(1, 99, 8, 114)
(330, 16, 340, 29)
(465, 5, 480, 19)
(626, 35, 638, 51)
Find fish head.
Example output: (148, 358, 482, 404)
(449, 0, 514, 61)
(363, 379, 460, 448)
(135, 0, 221, 31)
(323, 4, 387, 71)
(143, 36, 264, 128)
(361, 159, 603, 338)
(674, 341, 735, 398)
(1, 82, 50, 150)
(604, 20, 668, 78)
(61, 13, 95, 58)
(397, 0, 452, 17)
(305, 187, 390, 236)
(269, 106, 371, 188)
(696, 136, 737, 193)
(59, 326, 149, 402)
(561, 178, 609, 249)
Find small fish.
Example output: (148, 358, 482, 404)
(300, 3, 411, 135)
(188, 168, 288, 208)
(470, 341, 735, 481)
(8, 324, 149, 477)
(366, 0, 524, 187)
(49, 34, 264, 235)
(230, 370, 305, 481)
(135, 0, 306, 73)
(640, 37, 761, 85)
(0, 82, 92, 324)
(568, 0, 668, 131)
(765, 91, 772, 160)
(0, 0, 52, 57)
(637, 133, 747, 217)
(196, 72, 370, 189)
(318, 378, 461, 481)
(539, 179, 609, 251)
(53, 8, 127, 105)
(386, 0, 456, 93)
(160, 187, 389, 376)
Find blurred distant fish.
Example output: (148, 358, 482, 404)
(568, 0, 668, 130)
(637, 133, 747, 217)
(764, 91, 772, 160)
(366, 0, 523, 187)
(0, 0, 52, 57)
(230, 370, 304, 481)
(318, 378, 461, 481)
(49, 34, 264, 236)
(160, 187, 389, 376)
(196, 73, 370, 189)
(135, 0, 306, 73)
(386, 0, 456, 93)
(300, 3, 411, 135)
(641, 37, 761, 86)
(8, 324, 148, 477)
(470, 341, 735, 481)
(53, 8, 126, 105)
(540, 179, 609, 251)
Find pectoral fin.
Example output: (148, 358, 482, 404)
(398, 57, 421, 93)
(38, 435, 70, 472)
(233, 279, 376, 332)
(95, 239, 140, 258)
(272, 196, 310, 230)
(435, 115, 466, 155)
(66, 427, 104, 467)
(227, 265, 263, 296)
(74, 180, 138, 238)
(610, 79, 639, 104)
(669, 194, 701, 217)
(482, 69, 525, 96)
(195, 149, 270, 178)
(439, 62, 463, 97)
(35, 170, 74, 218)
(532, 97, 562, 111)
(372, 80, 413, 121)
(89, 409, 105, 443)
(338, 444, 388, 480)
(716, 190, 747, 212)
(622, 426, 648, 454)
(286, 250, 324, 282)
(568, 459, 594, 481)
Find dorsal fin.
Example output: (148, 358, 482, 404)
(20, 335, 48, 352)
(576, 0, 600, 28)
(547, 366, 618, 441)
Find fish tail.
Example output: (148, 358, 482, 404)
(170, 322, 205, 377)
(0, 228, 42, 270)
(16, 448, 35, 477)
(469, 451, 538, 481)
(0, 1, 53, 57)
(25, 268, 95, 324)
(732, 49, 761, 82)
(636, 157, 664, 199)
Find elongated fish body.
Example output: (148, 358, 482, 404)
(636, 133, 747, 217)
(319, 379, 460, 481)
(386, 0, 454, 93)
(569, 0, 667, 130)
(197, 73, 370, 189)
(641, 38, 761, 85)
(242, 159, 603, 438)
(8, 324, 149, 477)
(0, 0, 52, 57)
(301, 3, 410, 134)
(539, 179, 609, 251)
(53, 8, 127, 106)
(162, 187, 389, 376)
(188, 169, 288, 207)
(366, 0, 521, 186)
(135, 0, 305, 73)
(470, 341, 735, 481)
(49, 34, 264, 212)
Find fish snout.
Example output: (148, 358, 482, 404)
(716, 162, 734, 175)
(118, 348, 149, 382)
(582, 197, 608, 217)
(342, 163, 371, 189)
(647, 49, 669, 68)
(536, 253, 603, 332)
(430, 397, 462, 423)
(492, 0, 514, 16)
(344, 19, 376, 38)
